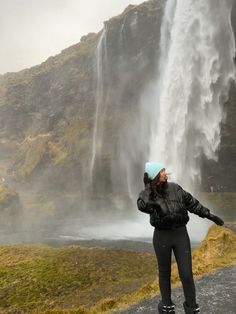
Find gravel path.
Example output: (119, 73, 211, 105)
(116, 222, 236, 314)
(116, 263, 236, 314)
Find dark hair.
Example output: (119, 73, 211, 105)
(150, 173, 168, 199)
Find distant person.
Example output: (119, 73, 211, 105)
(137, 162, 224, 314)
(1, 177, 5, 183)
(210, 185, 214, 193)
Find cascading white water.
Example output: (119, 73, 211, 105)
(89, 27, 108, 182)
(80, 0, 235, 241)
(148, 0, 235, 191)
(89, 19, 143, 207)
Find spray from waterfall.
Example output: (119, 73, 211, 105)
(147, 0, 235, 190)
(88, 20, 143, 209)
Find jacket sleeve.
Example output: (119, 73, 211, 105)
(177, 185, 210, 218)
(137, 189, 154, 214)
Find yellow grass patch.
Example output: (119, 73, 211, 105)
(0, 244, 50, 266)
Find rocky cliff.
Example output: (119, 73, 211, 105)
(0, 0, 235, 232)
(201, 0, 236, 191)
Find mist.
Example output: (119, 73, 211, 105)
(0, 0, 235, 246)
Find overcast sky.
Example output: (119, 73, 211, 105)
(0, 0, 144, 74)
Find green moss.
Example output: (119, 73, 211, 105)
(14, 133, 51, 178)
(48, 118, 91, 166)
(12, 116, 91, 177)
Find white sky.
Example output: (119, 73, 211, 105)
(0, 0, 144, 74)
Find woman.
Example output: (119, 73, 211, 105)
(137, 162, 224, 314)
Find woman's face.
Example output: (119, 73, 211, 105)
(153, 168, 168, 185)
(159, 169, 168, 182)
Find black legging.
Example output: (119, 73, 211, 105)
(153, 226, 197, 307)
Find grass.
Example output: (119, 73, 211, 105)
(191, 224, 236, 273)
(0, 244, 157, 313)
(0, 224, 235, 313)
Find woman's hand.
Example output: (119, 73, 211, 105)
(208, 213, 224, 226)
(143, 172, 151, 189)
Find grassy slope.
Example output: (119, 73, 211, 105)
(0, 224, 235, 313)
(0, 244, 157, 313)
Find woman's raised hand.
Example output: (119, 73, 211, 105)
(143, 172, 151, 189)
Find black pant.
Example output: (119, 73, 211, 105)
(153, 226, 197, 307)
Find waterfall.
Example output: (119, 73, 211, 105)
(85, 0, 235, 235)
(147, 0, 235, 190)
(88, 19, 142, 210)
(89, 27, 108, 182)
(72, 0, 235, 241)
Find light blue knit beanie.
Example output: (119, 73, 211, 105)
(145, 162, 165, 180)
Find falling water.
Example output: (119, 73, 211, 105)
(80, 0, 235, 241)
(89, 27, 108, 182)
(148, 0, 235, 190)
(88, 19, 142, 208)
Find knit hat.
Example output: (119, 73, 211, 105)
(145, 162, 165, 180)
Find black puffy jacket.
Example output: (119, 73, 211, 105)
(137, 182, 210, 230)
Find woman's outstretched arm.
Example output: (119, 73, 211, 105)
(177, 185, 224, 225)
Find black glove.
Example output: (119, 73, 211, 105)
(208, 213, 224, 226)
(143, 172, 151, 189)
(138, 173, 152, 206)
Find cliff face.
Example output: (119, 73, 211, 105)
(0, 0, 164, 226)
(0, 0, 235, 229)
(201, 81, 236, 191)
(0, 181, 23, 232)
(202, 0, 236, 191)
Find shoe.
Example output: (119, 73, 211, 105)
(158, 300, 175, 313)
(183, 301, 200, 313)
